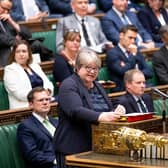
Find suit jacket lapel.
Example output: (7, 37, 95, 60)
(110, 9, 124, 29)
(127, 93, 140, 112)
(117, 46, 129, 61)
(72, 74, 95, 110)
(31, 115, 53, 139)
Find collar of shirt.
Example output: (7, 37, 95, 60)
(118, 43, 127, 53)
(131, 94, 141, 102)
(75, 13, 87, 24)
(112, 6, 124, 18)
(32, 112, 49, 124)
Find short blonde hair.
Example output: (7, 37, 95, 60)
(75, 48, 101, 70)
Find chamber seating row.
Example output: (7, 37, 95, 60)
(0, 85, 168, 168)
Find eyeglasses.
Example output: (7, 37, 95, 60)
(83, 66, 99, 73)
(66, 28, 80, 33)
(35, 98, 51, 103)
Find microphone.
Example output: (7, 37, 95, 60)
(151, 87, 168, 99)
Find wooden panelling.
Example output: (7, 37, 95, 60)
(0, 102, 58, 126)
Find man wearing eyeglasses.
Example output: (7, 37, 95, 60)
(56, 0, 113, 53)
(17, 87, 58, 168)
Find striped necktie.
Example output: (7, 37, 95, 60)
(43, 119, 56, 137)
(137, 98, 148, 113)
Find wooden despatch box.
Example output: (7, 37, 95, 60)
(92, 116, 166, 153)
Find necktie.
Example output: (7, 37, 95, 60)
(43, 119, 56, 137)
(81, 19, 91, 46)
(125, 51, 131, 58)
(122, 14, 129, 25)
(137, 99, 148, 113)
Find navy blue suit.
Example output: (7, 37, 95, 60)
(137, 6, 168, 43)
(17, 115, 58, 168)
(54, 73, 114, 155)
(101, 8, 153, 45)
(116, 92, 154, 114)
(107, 46, 153, 92)
(53, 54, 74, 83)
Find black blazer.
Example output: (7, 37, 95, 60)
(153, 46, 168, 84)
(54, 73, 113, 154)
(116, 93, 154, 114)
(138, 6, 168, 43)
(17, 115, 58, 168)
(53, 53, 74, 83)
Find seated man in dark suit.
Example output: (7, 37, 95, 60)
(17, 87, 58, 168)
(153, 25, 168, 84)
(0, 0, 54, 65)
(101, 0, 155, 49)
(117, 69, 154, 114)
(107, 25, 153, 92)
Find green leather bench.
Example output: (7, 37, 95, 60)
(153, 99, 168, 116)
(0, 124, 25, 168)
(32, 30, 56, 53)
(146, 61, 158, 86)
(0, 80, 9, 110)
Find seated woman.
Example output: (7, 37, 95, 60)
(53, 48, 126, 168)
(138, 0, 168, 43)
(3, 40, 54, 109)
(53, 30, 81, 84)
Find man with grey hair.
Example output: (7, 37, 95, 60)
(56, 0, 113, 53)
(153, 25, 168, 84)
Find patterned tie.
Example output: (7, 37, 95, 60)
(81, 19, 91, 46)
(137, 99, 148, 113)
(43, 119, 56, 137)
(122, 14, 129, 25)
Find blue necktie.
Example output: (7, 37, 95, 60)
(122, 15, 129, 25)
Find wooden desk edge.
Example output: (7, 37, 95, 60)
(66, 151, 165, 168)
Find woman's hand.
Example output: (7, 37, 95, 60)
(98, 105, 125, 122)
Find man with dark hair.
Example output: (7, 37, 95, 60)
(107, 25, 153, 92)
(153, 25, 168, 84)
(17, 87, 58, 168)
(117, 69, 154, 114)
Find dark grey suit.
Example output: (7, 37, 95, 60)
(153, 46, 168, 84)
(56, 14, 109, 52)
